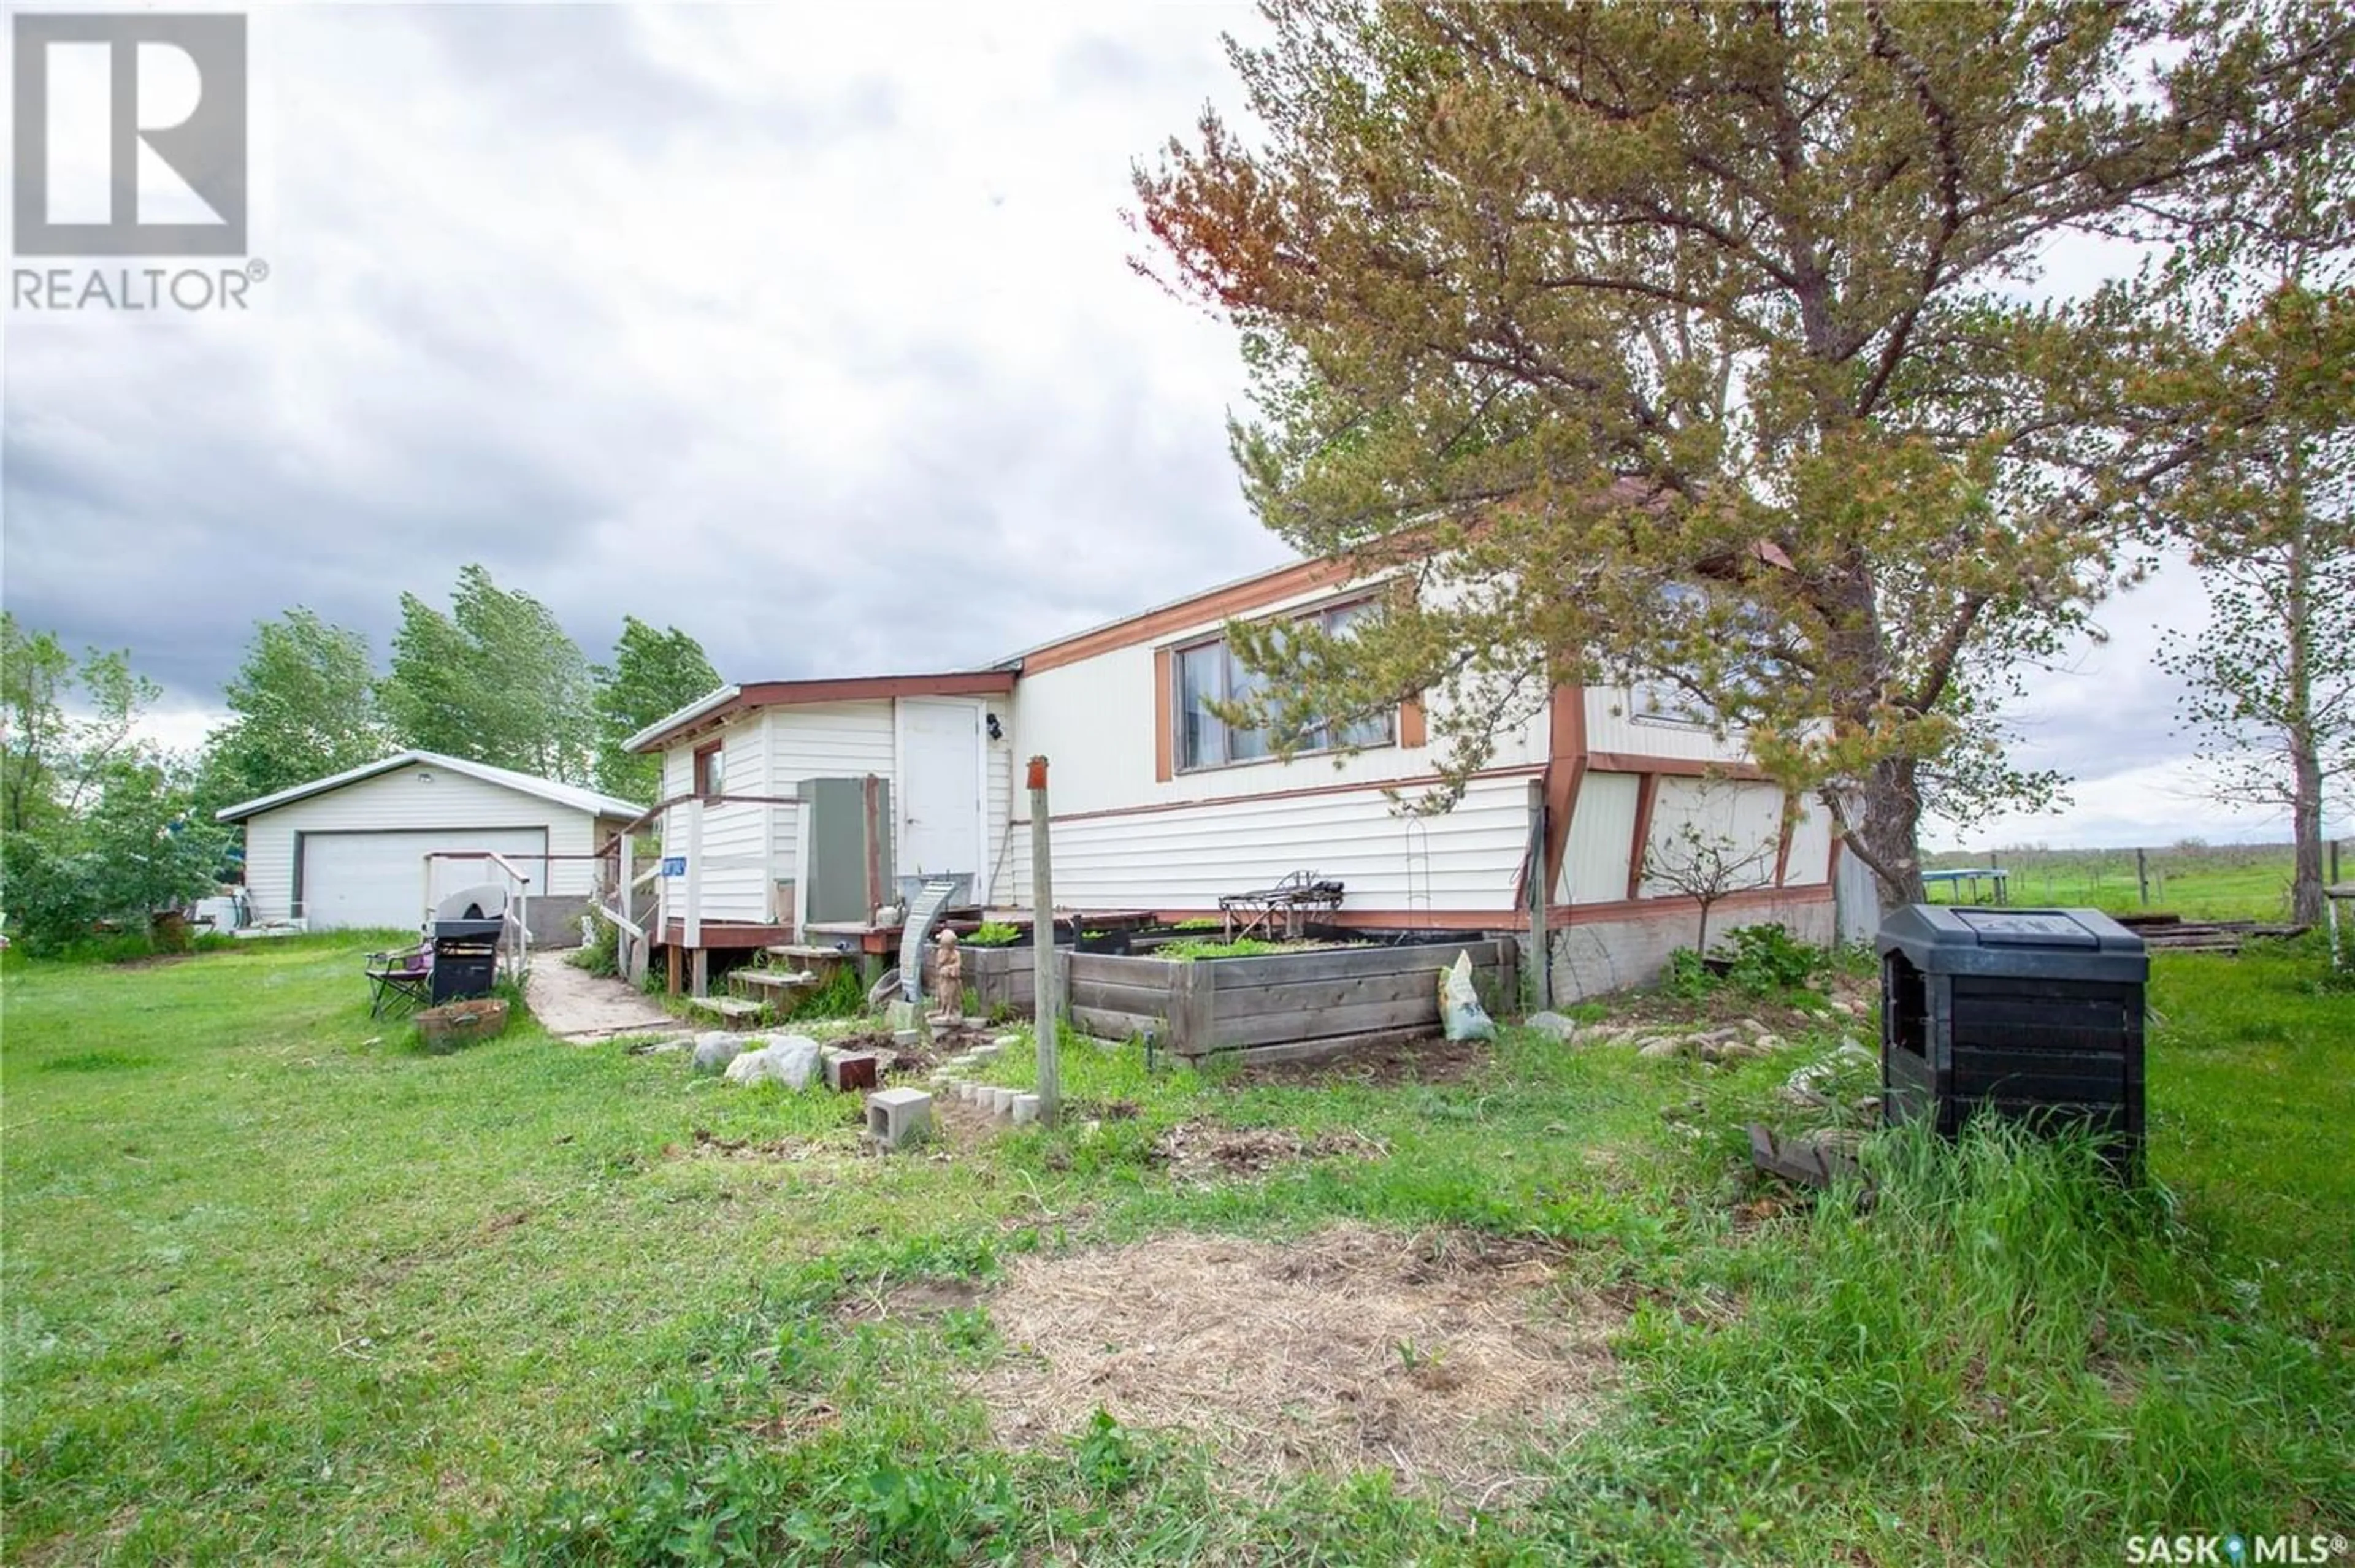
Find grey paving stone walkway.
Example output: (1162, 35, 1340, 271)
(524, 949, 677, 1041)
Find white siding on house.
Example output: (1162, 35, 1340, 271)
(1559, 771, 1642, 904)
(240, 763, 603, 924)
(1637, 776, 1786, 898)
(697, 717, 773, 924)
(984, 712, 1016, 902)
(1583, 687, 1754, 767)
(655, 700, 900, 927)
(1783, 794, 1833, 887)
(998, 772, 1537, 915)
(1012, 583, 1549, 822)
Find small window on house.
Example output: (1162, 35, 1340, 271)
(1174, 599, 1397, 771)
(1630, 583, 1718, 729)
(693, 741, 725, 798)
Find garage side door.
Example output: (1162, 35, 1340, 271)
(300, 828, 549, 930)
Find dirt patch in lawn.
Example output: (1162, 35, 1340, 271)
(663, 1126, 826, 1163)
(860, 1276, 987, 1320)
(1218, 1033, 1493, 1088)
(822, 1026, 971, 1077)
(976, 1223, 1615, 1502)
(1153, 1120, 1386, 1182)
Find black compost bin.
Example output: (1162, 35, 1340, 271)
(1878, 906, 2147, 1163)
(429, 916, 503, 1004)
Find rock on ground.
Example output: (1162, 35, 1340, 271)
(722, 1034, 823, 1090)
(1525, 1011, 1579, 1041)
(692, 1033, 746, 1075)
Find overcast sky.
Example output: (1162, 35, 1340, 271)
(0, 3, 2311, 850)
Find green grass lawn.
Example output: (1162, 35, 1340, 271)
(1924, 842, 2344, 922)
(2, 936, 2348, 1563)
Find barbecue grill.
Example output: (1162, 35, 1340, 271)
(429, 884, 507, 1004)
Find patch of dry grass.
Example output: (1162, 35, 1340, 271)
(974, 1223, 1617, 1505)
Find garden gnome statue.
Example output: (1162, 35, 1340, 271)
(930, 928, 963, 1023)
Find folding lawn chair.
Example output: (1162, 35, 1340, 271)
(366, 943, 434, 1018)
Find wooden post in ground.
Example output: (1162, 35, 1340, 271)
(2136, 847, 2150, 907)
(1028, 755, 1059, 1128)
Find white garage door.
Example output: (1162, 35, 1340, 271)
(299, 829, 549, 930)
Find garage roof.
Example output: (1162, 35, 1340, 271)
(214, 751, 647, 824)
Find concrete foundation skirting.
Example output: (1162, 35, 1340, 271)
(515, 895, 595, 949)
(1544, 895, 1836, 1003)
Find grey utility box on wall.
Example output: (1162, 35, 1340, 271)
(798, 776, 894, 927)
(1878, 906, 2148, 1166)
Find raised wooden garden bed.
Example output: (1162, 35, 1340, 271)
(960, 941, 1066, 1014)
(415, 996, 510, 1054)
(1046, 937, 1517, 1062)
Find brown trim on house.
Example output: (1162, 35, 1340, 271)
(636, 672, 1017, 752)
(1129, 883, 1832, 933)
(1625, 773, 1662, 900)
(1547, 882, 1832, 928)
(1587, 751, 1770, 781)
(1006, 763, 1547, 828)
(1020, 557, 1358, 675)
(657, 920, 802, 950)
(1145, 907, 1527, 931)
(1398, 696, 1428, 749)
(1540, 686, 1587, 898)
(1152, 647, 1173, 784)
(692, 739, 724, 798)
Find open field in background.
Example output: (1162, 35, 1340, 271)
(1925, 840, 2350, 922)
(2, 936, 2349, 1563)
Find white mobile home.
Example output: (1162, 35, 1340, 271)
(622, 556, 1834, 1002)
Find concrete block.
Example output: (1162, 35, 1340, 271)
(982, 1087, 1009, 1115)
(866, 1087, 932, 1151)
(960, 1082, 983, 1103)
(827, 1052, 880, 1093)
(893, 1029, 921, 1049)
(1010, 1093, 1040, 1126)
(992, 1034, 1022, 1050)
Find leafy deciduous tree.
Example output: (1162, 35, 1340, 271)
(591, 616, 721, 803)
(380, 565, 596, 783)
(196, 608, 391, 814)
(2152, 281, 2354, 924)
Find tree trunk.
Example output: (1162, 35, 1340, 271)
(1853, 755, 1929, 912)
(2284, 524, 2326, 928)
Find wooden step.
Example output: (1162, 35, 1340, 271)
(685, 995, 767, 1021)
(764, 944, 856, 963)
(731, 969, 813, 992)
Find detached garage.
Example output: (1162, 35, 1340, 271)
(217, 751, 644, 941)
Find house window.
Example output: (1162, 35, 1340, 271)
(693, 741, 725, 798)
(1174, 599, 1397, 771)
(1630, 583, 1718, 729)
(1628, 582, 1777, 730)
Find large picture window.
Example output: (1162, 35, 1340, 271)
(1174, 600, 1396, 771)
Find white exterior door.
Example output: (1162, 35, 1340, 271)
(894, 698, 983, 881)
(300, 828, 548, 930)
